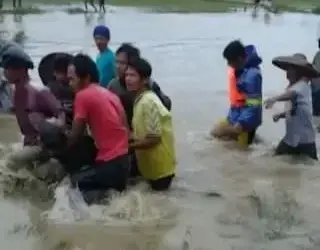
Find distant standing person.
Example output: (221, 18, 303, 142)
(93, 25, 116, 88)
(13, 0, 22, 8)
(84, 0, 97, 12)
(265, 53, 319, 160)
(99, 0, 106, 13)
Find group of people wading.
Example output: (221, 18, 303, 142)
(1, 25, 175, 204)
(212, 40, 320, 160)
(0, 25, 320, 204)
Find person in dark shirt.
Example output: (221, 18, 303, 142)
(108, 43, 171, 128)
(42, 53, 74, 126)
(108, 43, 171, 179)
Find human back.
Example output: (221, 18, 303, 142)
(75, 83, 128, 162)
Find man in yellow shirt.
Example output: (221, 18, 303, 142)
(126, 57, 176, 191)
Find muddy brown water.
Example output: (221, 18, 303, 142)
(0, 5, 320, 250)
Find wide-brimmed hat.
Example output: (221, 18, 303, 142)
(272, 53, 320, 78)
(0, 44, 34, 69)
(38, 52, 73, 86)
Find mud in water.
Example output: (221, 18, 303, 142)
(0, 5, 320, 250)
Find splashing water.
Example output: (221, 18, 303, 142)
(37, 181, 179, 250)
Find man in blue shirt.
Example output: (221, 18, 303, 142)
(93, 25, 116, 87)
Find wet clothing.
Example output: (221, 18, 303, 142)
(217, 118, 257, 146)
(47, 80, 74, 104)
(108, 78, 172, 128)
(311, 50, 320, 116)
(74, 84, 129, 162)
(96, 48, 116, 88)
(14, 83, 62, 146)
(38, 121, 97, 175)
(132, 90, 176, 184)
(275, 140, 318, 160)
(275, 80, 317, 160)
(149, 174, 175, 191)
(47, 80, 74, 126)
(283, 80, 315, 147)
(38, 121, 129, 203)
(227, 45, 263, 132)
(73, 154, 129, 192)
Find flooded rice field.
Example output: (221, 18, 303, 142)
(0, 5, 320, 250)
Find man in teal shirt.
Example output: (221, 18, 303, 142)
(93, 25, 116, 87)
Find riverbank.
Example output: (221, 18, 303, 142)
(0, 0, 319, 14)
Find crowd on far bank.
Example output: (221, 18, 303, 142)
(0, 23, 320, 204)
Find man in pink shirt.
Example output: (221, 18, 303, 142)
(67, 54, 129, 199)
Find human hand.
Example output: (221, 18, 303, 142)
(46, 117, 64, 127)
(272, 113, 282, 122)
(264, 97, 276, 109)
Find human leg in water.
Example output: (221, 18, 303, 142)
(98, 0, 106, 13)
(84, 0, 97, 12)
(274, 139, 318, 160)
(211, 118, 257, 148)
(72, 154, 130, 204)
(148, 174, 175, 191)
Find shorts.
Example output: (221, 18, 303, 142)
(275, 140, 318, 160)
(218, 119, 256, 147)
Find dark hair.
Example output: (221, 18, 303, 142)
(128, 57, 152, 79)
(71, 53, 99, 82)
(116, 43, 140, 63)
(223, 40, 246, 61)
(318, 38, 320, 49)
(53, 54, 73, 74)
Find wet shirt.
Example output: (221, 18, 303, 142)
(108, 78, 172, 129)
(132, 90, 176, 181)
(283, 80, 315, 146)
(96, 48, 116, 88)
(108, 78, 135, 128)
(47, 80, 74, 104)
(14, 83, 62, 146)
(74, 84, 128, 162)
(311, 50, 320, 116)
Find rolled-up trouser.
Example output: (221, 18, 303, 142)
(275, 139, 318, 160)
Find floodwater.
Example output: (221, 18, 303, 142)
(0, 4, 320, 250)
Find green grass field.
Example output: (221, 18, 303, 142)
(0, 0, 319, 14)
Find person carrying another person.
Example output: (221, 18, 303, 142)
(93, 25, 116, 88)
(264, 53, 319, 160)
(2, 47, 65, 171)
(66, 53, 130, 202)
(211, 40, 263, 148)
(126, 57, 176, 191)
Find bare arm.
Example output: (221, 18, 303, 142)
(272, 90, 296, 102)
